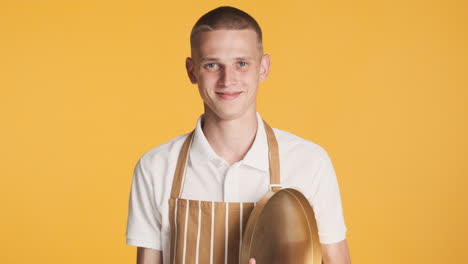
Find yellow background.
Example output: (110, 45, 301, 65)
(1, 0, 467, 263)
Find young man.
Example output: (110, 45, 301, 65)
(126, 6, 351, 264)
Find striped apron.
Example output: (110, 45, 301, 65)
(168, 121, 281, 264)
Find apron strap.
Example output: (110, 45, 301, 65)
(263, 121, 281, 190)
(170, 120, 281, 199)
(170, 130, 194, 199)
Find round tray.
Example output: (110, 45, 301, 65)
(240, 188, 322, 264)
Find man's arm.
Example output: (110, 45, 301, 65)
(321, 239, 351, 264)
(137, 247, 162, 264)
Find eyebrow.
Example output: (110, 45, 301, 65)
(234, 56, 255, 61)
(200, 57, 219, 63)
(200, 56, 255, 63)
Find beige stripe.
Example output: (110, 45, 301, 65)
(175, 200, 188, 264)
(210, 202, 215, 264)
(225, 203, 229, 264)
(213, 203, 226, 264)
(239, 203, 243, 264)
(198, 201, 212, 264)
(227, 203, 241, 264)
(169, 198, 179, 264)
(182, 200, 189, 264)
(185, 200, 200, 264)
(195, 200, 201, 264)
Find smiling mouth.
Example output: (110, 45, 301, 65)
(215, 92, 243, 100)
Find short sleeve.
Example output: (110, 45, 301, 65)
(125, 157, 162, 250)
(309, 152, 348, 244)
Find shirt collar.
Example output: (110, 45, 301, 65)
(189, 112, 269, 172)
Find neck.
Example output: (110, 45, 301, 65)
(201, 109, 258, 166)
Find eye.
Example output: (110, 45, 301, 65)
(239, 61, 247, 67)
(204, 63, 219, 71)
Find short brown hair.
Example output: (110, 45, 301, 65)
(190, 6, 263, 55)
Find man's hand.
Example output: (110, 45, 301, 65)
(247, 239, 351, 264)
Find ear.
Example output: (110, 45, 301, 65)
(259, 54, 271, 82)
(186, 57, 198, 84)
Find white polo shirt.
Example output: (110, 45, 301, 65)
(126, 113, 347, 261)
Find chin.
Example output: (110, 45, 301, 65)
(213, 111, 244, 121)
(209, 106, 249, 121)
(205, 107, 246, 120)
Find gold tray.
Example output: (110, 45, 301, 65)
(240, 188, 322, 263)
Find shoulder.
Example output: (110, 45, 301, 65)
(129, 132, 192, 214)
(137, 132, 191, 171)
(271, 127, 339, 201)
(272, 127, 329, 161)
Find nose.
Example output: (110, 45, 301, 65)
(218, 65, 237, 87)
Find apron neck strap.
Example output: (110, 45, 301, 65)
(170, 120, 281, 199)
(263, 121, 280, 190)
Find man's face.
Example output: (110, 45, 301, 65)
(186, 29, 270, 120)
